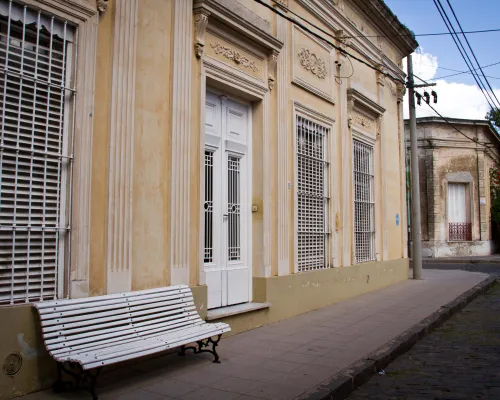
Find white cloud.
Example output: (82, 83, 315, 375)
(402, 48, 499, 120)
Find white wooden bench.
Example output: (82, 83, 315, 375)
(34, 285, 231, 399)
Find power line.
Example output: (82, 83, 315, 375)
(433, 0, 498, 109)
(445, 0, 500, 107)
(432, 60, 500, 80)
(415, 90, 500, 164)
(253, 0, 406, 84)
(343, 27, 500, 39)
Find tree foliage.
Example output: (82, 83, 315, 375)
(490, 167, 500, 224)
(487, 108, 500, 131)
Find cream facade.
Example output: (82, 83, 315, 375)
(0, 0, 416, 397)
(405, 117, 500, 258)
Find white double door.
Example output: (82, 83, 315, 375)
(203, 92, 251, 309)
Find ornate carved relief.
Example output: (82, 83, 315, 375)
(297, 48, 327, 79)
(268, 51, 278, 90)
(194, 10, 210, 58)
(97, 0, 108, 12)
(349, 114, 373, 129)
(396, 82, 406, 102)
(210, 41, 259, 72)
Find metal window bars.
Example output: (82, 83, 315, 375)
(449, 222, 472, 241)
(227, 155, 240, 261)
(0, 0, 77, 304)
(203, 151, 213, 263)
(353, 139, 375, 263)
(296, 116, 330, 272)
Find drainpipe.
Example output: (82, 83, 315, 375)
(475, 123, 482, 242)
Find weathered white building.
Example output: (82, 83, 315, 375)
(406, 117, 500, 258)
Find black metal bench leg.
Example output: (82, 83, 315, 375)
(195, 335, 222, 363)
(85, 368, 101, 400)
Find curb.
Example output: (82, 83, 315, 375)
(300, 275, 497, 400)
(418, 259, 500, 265)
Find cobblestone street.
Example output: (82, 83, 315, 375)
(348, 282, 500, 400)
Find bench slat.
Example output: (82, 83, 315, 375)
(34, 285, 190, 309)
(35, 285, 231, 373)
(42, 303, 196, 333)
(75, 324, 231, 369)
(43, 306, 198, 339)
(38, 290, 193, 318)
(50, 320, 207, 358)
(46, 314, 203, 350)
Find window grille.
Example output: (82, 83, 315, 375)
(296, 116, 329, 272)
(203, 151, 213, 263)
(0, 0, 76, 304)
(353, 139, 375, 263)
(227, 155, 240, 261)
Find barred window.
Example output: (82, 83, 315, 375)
(0, 1, 76, 304)
(296, 116, 330, 272)
(203, 151, 213, 263)
(353, 139, 375, 263)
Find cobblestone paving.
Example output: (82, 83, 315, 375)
(348, 283, 500, 400)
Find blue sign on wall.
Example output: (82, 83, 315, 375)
(396, 213, 400, 226)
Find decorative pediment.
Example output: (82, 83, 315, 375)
(347, 88, 385, 137)
(193, 0, 283, 90)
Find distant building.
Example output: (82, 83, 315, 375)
(405, 117, 500, 258)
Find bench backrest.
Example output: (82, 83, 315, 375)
(34, 285, 202, 359)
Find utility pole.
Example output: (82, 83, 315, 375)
(407, 55, 423, 280)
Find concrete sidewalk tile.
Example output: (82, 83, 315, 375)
(248, 382, 307, 400)
(224, 354, 267, 367)
(179, 386, 241, 400)
(110, 389, 174, 400)
(274, 351, 318, 364)
(142, 378, 202, 398)
(259, 359, 304, 372)
(172, 368, 229, 385)
(288, 344, 334, 357)
(231, 365, 286, 383)
(209, 376, 263, 394)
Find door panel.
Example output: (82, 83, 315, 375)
(204, 92, 251, 309)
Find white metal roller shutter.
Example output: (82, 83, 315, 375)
(0, 0, 76, 304)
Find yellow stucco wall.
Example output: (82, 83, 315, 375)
(0, 0, 416, 398)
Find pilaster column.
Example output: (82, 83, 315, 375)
(106, 0, 138, 294)
(170, 0, 193, 285)
(276, 11, 290, 276)
(377, 71, 387, 261)
(340, 54, 352, 267)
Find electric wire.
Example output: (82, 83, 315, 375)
(433, 0, 498, 109)
(415, 89, 500, 164)
(254, 0, 406, 84)
(445, 0, 500, 107)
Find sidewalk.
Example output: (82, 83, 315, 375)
(422, 254, 500, 264)
(23, 269, 491, 400)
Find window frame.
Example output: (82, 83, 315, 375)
(0, 0, 99, 304)
(352, 135, 376, 264)
(293, 102, 335, 273)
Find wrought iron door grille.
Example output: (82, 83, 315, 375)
(203, 151, 213, 263)
(0, 1, 76, 304)
(353, 139, 375, 263)
(449, 223, 472, 241)
(296, 116, 330, 272)
(227, 156, 240, 261)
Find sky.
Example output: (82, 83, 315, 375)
(383, 0, 500, 120)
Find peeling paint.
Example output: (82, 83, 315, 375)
(17, 333, 38, 360)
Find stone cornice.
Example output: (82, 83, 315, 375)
(193, 0, 283, 53)
(295, 0, 407, 81)
(347, 88, 385, 117)
(350, 0, 418, 56)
